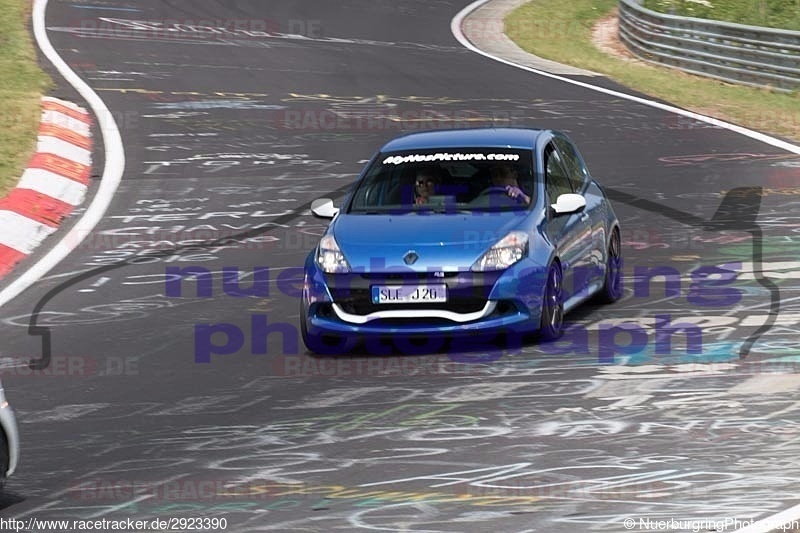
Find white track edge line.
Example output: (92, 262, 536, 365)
(451, 0, 800, 155)
(0, 0, 125, 308)
(731, 502, 800, 533)
(452, 2, 800, 530)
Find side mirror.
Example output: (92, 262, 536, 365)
(551, 193, 586, 216)
(311, 198, 339, 219)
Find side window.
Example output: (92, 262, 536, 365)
(554, 137, 588, 193)
(544, 144, 573, 202)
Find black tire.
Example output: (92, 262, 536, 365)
(538, 262, 565, 341)
(0, 432, 8, 489)
(597, 228, 623, 303)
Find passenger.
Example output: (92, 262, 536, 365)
(415, 168, 441, 205)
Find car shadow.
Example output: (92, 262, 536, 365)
(306, 329, 548, 362)
(0, 489, 25, 510)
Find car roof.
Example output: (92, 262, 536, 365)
(379, 127, 546, 152)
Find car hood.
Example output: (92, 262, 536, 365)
(332, 212, 527, 271)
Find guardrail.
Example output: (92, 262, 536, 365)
(618, 0, 800, 92)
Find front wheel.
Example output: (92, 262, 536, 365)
(300, 302, 358, 355)
(597, 228, 622, 303)
(538, 262, 564, 341)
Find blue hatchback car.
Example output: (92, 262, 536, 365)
(301, 128, 621, 354)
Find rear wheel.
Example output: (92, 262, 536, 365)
(598, 228, 622, 303)
(539, 262, 564, 341)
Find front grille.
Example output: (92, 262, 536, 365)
(359, 272, 460, 281)
(326, 271, 502, 318)
(370, 317, 457, 327)
(334, 289, 489, 315)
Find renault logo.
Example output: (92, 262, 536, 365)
(403, 251, 419, 265)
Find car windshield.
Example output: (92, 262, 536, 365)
(347, 148, 536, 214)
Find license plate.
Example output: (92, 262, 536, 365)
(371, 284, 447, 304)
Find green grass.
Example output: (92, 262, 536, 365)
(643, 0, 800, 31)
(0, 0, 50, 197)
(505, 0, 800, 143)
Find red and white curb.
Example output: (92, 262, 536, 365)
(0, 96, 92, 278)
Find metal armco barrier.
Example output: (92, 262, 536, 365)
(618, 0, 800, 92)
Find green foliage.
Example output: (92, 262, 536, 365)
(505, 0, 800, 142)
(0, 0, 50, 197)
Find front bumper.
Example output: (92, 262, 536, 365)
(302, 255, 548, 337)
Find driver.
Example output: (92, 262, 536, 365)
(489, 164, 530, 205)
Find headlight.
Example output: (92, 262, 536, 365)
(471, 231, 529, 272)
(316, 234, 351, 273)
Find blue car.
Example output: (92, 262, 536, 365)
(0, 378, 19, 489)
(301, 128, 621, 354)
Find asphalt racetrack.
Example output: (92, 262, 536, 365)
(1, 0, 800, 530)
